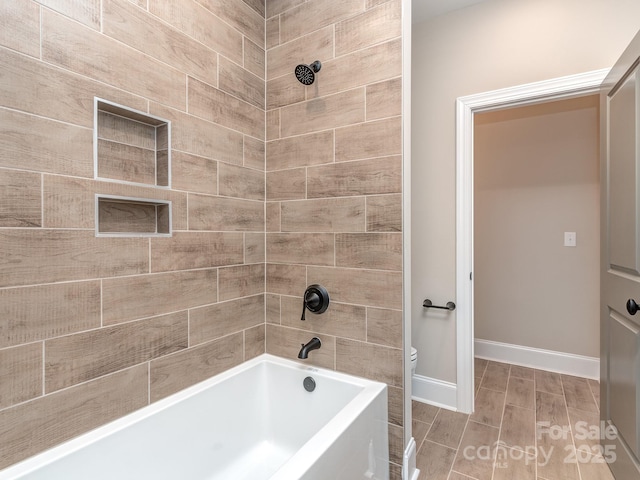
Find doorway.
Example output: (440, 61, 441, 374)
(455, 70, 608, 413)
(474, 94, 600, 365)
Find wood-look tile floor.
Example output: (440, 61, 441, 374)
(413, 358, 615, 480)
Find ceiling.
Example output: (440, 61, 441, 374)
(412, 0, 489, 23)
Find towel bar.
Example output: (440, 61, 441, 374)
(422, 299, 456, 311)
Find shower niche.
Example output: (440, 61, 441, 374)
(96, 195, 171, 237)
(94, 98, 171, 187)
(93, 98, 173, 237)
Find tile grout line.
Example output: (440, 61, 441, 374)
(147, 361, 151, 405)
(39, 5, 42, 60)
(561, 375, 585, 480)
(41, 341, 45, 397)
(587, 380, 600, 413)
(187, 308, 191, 348)
(100, 278, 103, 328)
(40, 173, 44, 227)
(450, 412, 471, 478)
(491, 365, 510, 480)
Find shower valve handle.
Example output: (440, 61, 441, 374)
(300, 284, 329, 320)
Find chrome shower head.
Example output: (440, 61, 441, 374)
(294, 60, 322, 85)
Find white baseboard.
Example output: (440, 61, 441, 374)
(402, 437, 419, 480)
(475, 339, 600, 380)
(411, 374, 457, 411)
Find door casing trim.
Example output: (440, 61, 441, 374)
(455, 69, 609, 413)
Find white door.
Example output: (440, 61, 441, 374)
(601, 28, 640, 479)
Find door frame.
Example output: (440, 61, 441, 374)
(454, 69, 609, 413)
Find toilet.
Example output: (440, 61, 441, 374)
(410, 347, 418, 376)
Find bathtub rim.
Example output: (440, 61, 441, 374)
(0, 353, 387, 479)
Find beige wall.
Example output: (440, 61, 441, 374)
(0, 0, 405, 473)
(474, 95, 600, 357)
(412, 0, 640, 382)
(264, 0, 404, 472)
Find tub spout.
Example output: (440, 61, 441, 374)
(298, 337, 321, 359)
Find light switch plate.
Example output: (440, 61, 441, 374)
(564, 232, 577, 247)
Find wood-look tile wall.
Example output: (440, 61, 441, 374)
(0, 0, 265, 469)
(1, 0, 405, 473)
(264, 0, 404, 471)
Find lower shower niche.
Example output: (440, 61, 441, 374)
(96, 195, 171, 237)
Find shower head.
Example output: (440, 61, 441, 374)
(294, 61, 322, 85)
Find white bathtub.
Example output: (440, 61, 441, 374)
(0, 354, 389, 480)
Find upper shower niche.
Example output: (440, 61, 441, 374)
(94, 98, 171, 188)
(294, 60, 321, 85)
